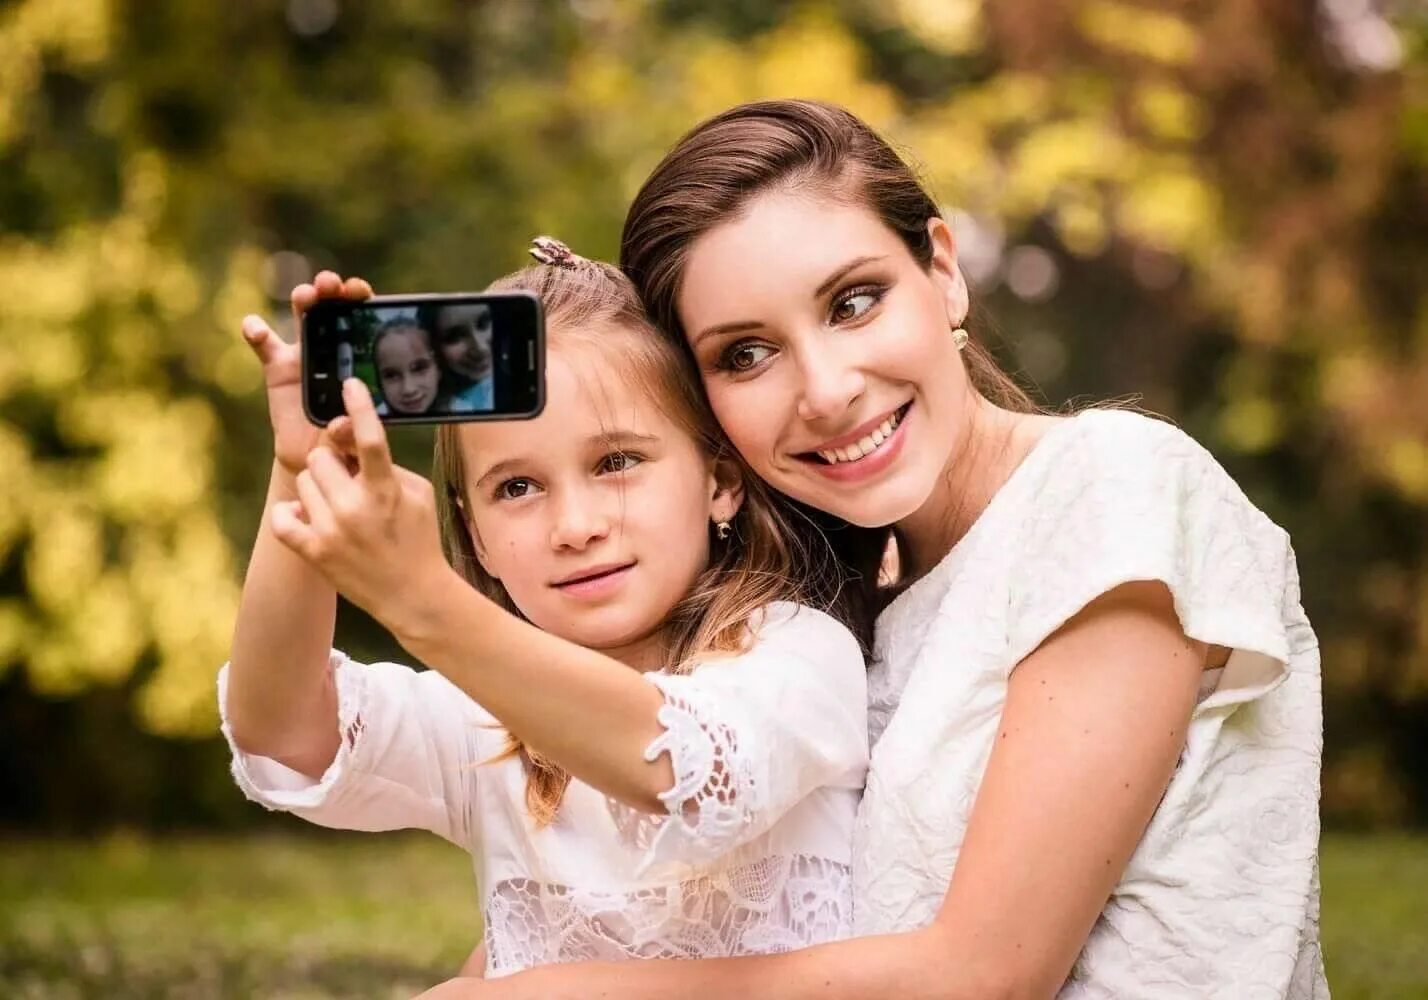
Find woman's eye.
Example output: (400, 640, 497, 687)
(599, 452, 643, 474)
(831, 286, 883, 324)
(496, 478, 536, 500)
(721, 342, 775, 372)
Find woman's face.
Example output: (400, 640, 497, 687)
(435, 304, 494, 383)
(677, 190, 972, 528)
(375, 326, 441, 414)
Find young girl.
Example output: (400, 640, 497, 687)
(373, 317, 444, 415)
(220, 242, 870, 979)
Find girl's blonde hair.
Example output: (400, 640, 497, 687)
(432, 253, 866, 826)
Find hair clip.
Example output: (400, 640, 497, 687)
(530, 235, 584, 269)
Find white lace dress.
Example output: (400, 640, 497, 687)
(853, 409, 1328, 998)
(218, 601, 867, 978)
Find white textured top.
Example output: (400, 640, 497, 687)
(853, 409, 1328, 999)
(219, 602, 867, 978)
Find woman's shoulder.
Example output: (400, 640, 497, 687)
(1025, 408, 1269, 528)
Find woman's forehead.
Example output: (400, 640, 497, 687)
(679, 190, 903, 325)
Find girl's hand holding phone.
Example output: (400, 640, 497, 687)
(242, 270, 373, 479)
(269, 377, 458, 636)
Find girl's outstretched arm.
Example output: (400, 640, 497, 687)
(274, 380, 865, 820)
(414, 582, 1206, 1000)
(225, 272, 372, 778)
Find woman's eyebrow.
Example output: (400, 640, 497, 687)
(691, 254, 891, 345)
(814, 254, 888, 298)
(692, 319, 763, 347)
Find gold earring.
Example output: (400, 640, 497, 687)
(715, 520, 732, 540)
(951, 327, 969, 350)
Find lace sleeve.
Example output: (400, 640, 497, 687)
(607, 604, 868, 874)
(217, 653, 485, 848)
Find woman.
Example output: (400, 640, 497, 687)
(430, 100, 1325, 999)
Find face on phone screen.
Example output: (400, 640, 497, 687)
(303, 293, 543, 425)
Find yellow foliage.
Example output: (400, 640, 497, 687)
(889, 0, 983, 55)
(1134, 82, 1206, 143)
(1076, 1, 1199, 66)
(1218, 396, 1284, 454)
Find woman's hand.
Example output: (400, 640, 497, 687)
(242, 270, 373, 479)
(269, 377, 458, 637)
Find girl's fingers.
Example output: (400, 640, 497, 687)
(290, 281, 317, 318)
(240, 315, 284, 363)
(269, 500, 319, 560)
(306, 446, 362, 514)
(312, 270, 343, 297)
(342, 276, 374, 300)
(294, 467, 337, 537)
(342, 379, 395, 485)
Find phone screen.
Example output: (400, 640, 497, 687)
(302, 293, 543, 425)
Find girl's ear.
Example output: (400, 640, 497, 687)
(708, 454, 746, 526)
(926, 217, 970, 327)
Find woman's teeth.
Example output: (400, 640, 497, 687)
(816, 408, 903, 465)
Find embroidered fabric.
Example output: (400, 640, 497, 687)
(606, 672, 764, 873)
(481, 853, 852, 977)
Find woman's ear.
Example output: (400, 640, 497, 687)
(709, 454, 747, 526)
(927, 217, 970, 326)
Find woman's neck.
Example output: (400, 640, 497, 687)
(895, 398, 1052, 581)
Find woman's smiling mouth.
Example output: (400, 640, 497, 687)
(795, 403, 912, 482)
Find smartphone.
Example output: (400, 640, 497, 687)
(302, 292, 544, 426)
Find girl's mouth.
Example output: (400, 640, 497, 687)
(795, 403, 912, 482)
(551, 561, 637, 600)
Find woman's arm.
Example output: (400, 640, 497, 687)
(418, 580, 1203, 1000)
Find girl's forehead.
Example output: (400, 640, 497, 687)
(458, 349, 677, 459)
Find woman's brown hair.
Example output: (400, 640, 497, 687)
(618, 98, 1040, 605)
(432, 255, 868, 826)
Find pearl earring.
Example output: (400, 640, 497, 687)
(715, 520, 732, 541)
(951, 327, 969, 350)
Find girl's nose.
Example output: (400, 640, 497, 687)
(548, 490, 612, 551)
(794, 339, 867, 425)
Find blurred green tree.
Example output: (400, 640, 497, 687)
(0, 0, 1423, 828)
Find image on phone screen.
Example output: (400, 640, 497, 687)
(303, 293, 543, 425)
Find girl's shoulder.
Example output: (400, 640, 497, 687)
(749, 601, 863, 656)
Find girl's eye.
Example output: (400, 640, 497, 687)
(719, 342, 775, 373)
(411, 359, 434, 374)
(496, 478, 537, 500)
(599, 451, 643, 475)
(830, 285, 885, 324)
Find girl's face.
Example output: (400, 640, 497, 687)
(435, 304, 494, 382)
(459, 339, 739, 666)
(677, 190, 972, 529)
(376, 326, 441, 414)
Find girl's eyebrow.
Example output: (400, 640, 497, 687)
(472, 433, 660, 490)
(473, 457, 528, 492)
(690, 254, 890, 346)
(589, 431, 660, 449)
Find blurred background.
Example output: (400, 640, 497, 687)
(1, 0, 1425, 996)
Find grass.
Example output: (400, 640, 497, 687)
(1, 830, 1425, 998)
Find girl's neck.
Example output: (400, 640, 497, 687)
(895, 396, 1049, 581)
(601, 628, 672, 673)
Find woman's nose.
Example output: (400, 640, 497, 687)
(794, 340, 867, 424)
